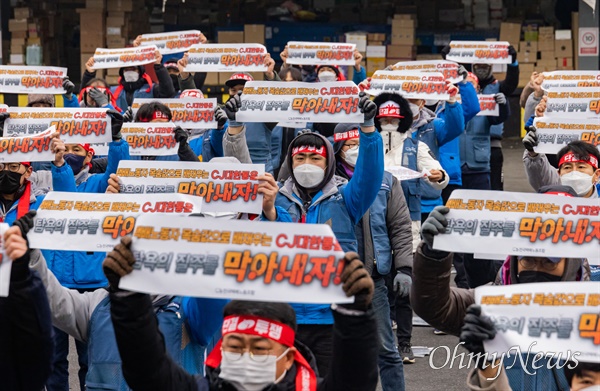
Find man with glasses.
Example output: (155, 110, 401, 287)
(0, 162, 45, 225)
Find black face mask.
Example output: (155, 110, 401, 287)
(517, 270, 562, 284)
(0, 171, 23, 195)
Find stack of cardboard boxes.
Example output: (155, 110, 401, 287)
(8, 7, 44, 65)
(387, 14, 417, 68)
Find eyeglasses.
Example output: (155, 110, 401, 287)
(342, 142, 359, 151)
(222, 347, 273, 362)
(0, 163, 25, 173)
(518, 258, 560, 271)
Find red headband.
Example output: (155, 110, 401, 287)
(139, 110, 170, 122)
(205, 315, 317, 391)
(334, 129, 359, 142)
(558, 152, 599, 170)
(292, 145, 327, 158)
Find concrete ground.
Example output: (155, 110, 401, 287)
(67, 138, 534, 390)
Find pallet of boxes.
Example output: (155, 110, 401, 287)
(8, 6, 45, 66)
(386, 14, 417, 72)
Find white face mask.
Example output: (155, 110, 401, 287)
(344, 146, 359, 166)
(381, 123, 398, 133)
(318, 71, 337, 82)
(123, 70, 140, 83)
(579, 386, 600, 391)
(293, 163, 325, 189)
(219, 349, 290, 391)
(408, 102, 420, 118)
(560, 170, 595, 196)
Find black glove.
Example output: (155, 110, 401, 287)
(339, 252, 374, 312)
(103, 236, 135, 291)
(62, 77, 75, 96)
(0, 112, 10, 137)
(358, 91, 376, 124)
(421, 206, 449, 249)
(174, 126, 188, 144)
(523, 126, 538, 152)
(460, 305, 497, 369)
(508, 45, 518, 64)
(12, 210, 37, 239)
(107, 109, 124, 141)
(224, 92, 242, 121)
(457, 65, 468, 81)
(123, 106, 134, 123)
(440, 44, 451, 60)
(215, 106, 228, 129)
(89, 87, 109, 107)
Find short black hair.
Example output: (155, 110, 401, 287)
(289, 131, 327, 153)
(279, 67, 302, 81)
(223, 301, 297, 332)
(564, 361, 600, 385)
(85, 77, 109, 89)
(557, 141, 600, 167)
(134, 101, 172, 122)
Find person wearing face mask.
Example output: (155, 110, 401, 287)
(316, 65, 345, 83)
(411, 185, 592, 391)
(81, 50, 176, 113)
(333, 123, 413, 386)
(523, 135, 600, 198)
(104, 239, 379, 391)
(0, 161, 46, 225)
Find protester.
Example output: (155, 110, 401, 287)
(0, 161, 46, 224)
(184, 91, 229, 162)
(79, 77, 119, 110)
(0, 219, 54, 390)
(104, 241, 379, 391)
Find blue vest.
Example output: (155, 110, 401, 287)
(504, 355, 569, 391)
(112, 85, 154, 113)
(245, 122, 273, 174)
(412, 121, 442, 200)
(399, 137, 422, 221)
(355, 172, 394, 275)
(85, 296, 204, 390)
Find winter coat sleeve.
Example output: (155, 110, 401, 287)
(209, 122, 227, 158)
(342, 130, 384, 224)
(81, 69, 96, 89)
(458, 82, 481, 123)
(90, 157, 109, 174)
(178, 142, 200, 162)
(352, 65, 367, 85)
(522, 150, 560, 191)
(433, 101, 465, 146)
(488, 100, 510, 126)
(499, 63, 519, 96)
(524, 93, 542, 123)
(82, 139, 130, 193)
(110, 291, 199, 391)
(320, 307, 379, 391)
(63, 93, 80, 108)
(387, 176, 413, 269)
(178, 74, 196, 91)
(51, 163, 78, 192)
(194, 72, 207, 90)
(181, 297, 228, 345)
(259, 205, 294, 222)
(466, 366, 512, 391)
(411, 242, 475, 336)
(520, 82, 535, 108)
(417, 142, 449, 190)
(154, 63, 177, 98)
(223, 126, 253, 164)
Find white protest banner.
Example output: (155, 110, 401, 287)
(276, 121, 307, 129)
(0, 223, 10, 297)
(390, 60, 462, 84)
(475, 282, 600, 363)
(131, 98, 217, 129)
(545, 88, 600, 119)
(433, 190, 600, 259)
(542, 71, 600, 91)
(184, 44, 268, 72)
(474, 253, 508, 261)
(4, 107, 112, 144)
(366, 71, 450, 100)
(533, 116, 600, 154)
(91, 46, 158, 70)
(0, 66, 67, 94)
(116, 160, 264, 214)
(236, 81, 363, 124)
(445, 41, 512, 64)
(286, 41, 356, 66)
(139, 30, 202, 55)
(385, 166, 426, 181)
(119, 214, 352, 303)
(0, 126, 56, 162)
(27, 191, 203, 252)
(121, 123, 178, 156)
(477, 94, 499, 116)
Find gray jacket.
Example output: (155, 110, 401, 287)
(522, 150, 560, 192)
(524, 92, 544, 124)
(222, 126, 252, 164)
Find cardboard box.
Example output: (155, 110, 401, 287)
(27, 37, 42, 45)
(538, 39, 555, 52)
(555, 39, 573, 58)
(107, 35, 127, 47)
(86, 0, 106, 8)
(366, 58, 386, 76)
(387, 44, 415, 59)
(11, 31, 28, 39)
(538, 26, 554, 37)
(218, 31, 244, 44)
(499, 22, 521, 47)
(8, 19, 28, 32)
(244, 24, 265, 44)
(345, 32, 367, 52)
(107, 0, 133, 12)
(392, 18, 416, 30)
(535, 60, 556, 72)
(366, 45, 386, 58)
(519, 41, 538, 53)
(556, 57, 573, 70)
(204, 72, 219, 86)
(539, 50, 555, 60)
(391, 28, 415, 45)
(517, 51, 536, 63)
(367, 33, 386, 42)
(13, 7, 31, 19)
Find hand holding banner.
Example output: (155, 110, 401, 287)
(91, 46, 158, 70)
(286, 42, 356, 66)
(385, 166, 426, 181)
(0, 126, 56, 162)
(542, 71, 600, 91)
(533, 117, 600, 153)
(445, 41, 512, 64)
(366, 71, 450, 100)
(0, 66, 67, 94)
(131, 98, 217, 129)
(139, 30, 203, 54)
(390, 60, 462, 84)
(119, 214, 352, 303)
(184, 44, 268, 72)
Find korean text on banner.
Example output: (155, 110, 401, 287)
(121, 123, 178, 156)
(184, 44, 268, 72)
(366, 71, 450, 101)
(533, 117, 600, 154)
(236, 81, 363, 124)
(0, 223, 10, 297)
(385, 166, 425, 181)
(27, 191, 204, 252)
(0, 66, 67, 94)
(119, 214, 352, 304)
(391, 60, 462, 84)
(117, 160, 265, 214)
(477, 95, 499, 116)
(432, 190, 600, 259)
(541, 71, 600, 91)
(545, 88, 600, 119)
(445, 41, 512, 64)
(286, 41, 356, 66)
(131, 98, 217, 129)
(91, 46, 158, 70)
(475, 281, 600, 363)
(140, 30, 202, 55)
(4, 108, 112, 144)
(0, 126, 56, 163)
